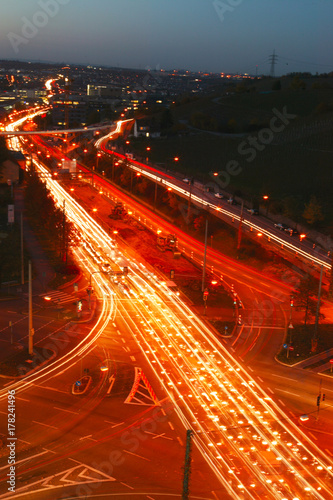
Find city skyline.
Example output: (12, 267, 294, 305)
(0, 0, 332, 75)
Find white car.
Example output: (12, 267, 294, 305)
(214, 193, 223, 199)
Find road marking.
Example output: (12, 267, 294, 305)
(309, 432, 318, 441)
(16, 396, 30, 402)
(0, 449, 49, 471)
(248, 366, 253, 372)
(212, 492, 219, 500)
(289, 411, 296, 418)
(33, 384, 69, 395)
(106, 374, 116, 395)
(43, 447, 57, 454)
(113, 323, 117, 327)
(144, 431, 173, 441)
(325, 448, 333, 457)
(257, 376, 264, 383)
(273, 374, 297, 381)
(168, 422, 174, 431)
(130, 355, 136, 361)
(267, 387, 274, 394)
(32, 420, 58, 429)
(278, 399, 286, 407)
(120, 481, 135, 489)
(123, 450, 150, 461)
(275, 389, 301, 398)
(177, 436, 184, 446)
(79, 434, 97, 441)
(121, 338, 126, 343)
(53, 406, 79, 414)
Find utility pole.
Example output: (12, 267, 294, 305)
(20, 213, 24, 285)
(28, 261, 34, 356)
(154, 176, 158, 211)
(329, 253, 333, 298)
(187, 179, 193, 222)
(202, 219, 208, 293)
(312, 265, 324, 352)
(316, 378, 323, 421)
(237, 200, 244, 250)
(182, 430, 193, 500)
(62, 200, 67, 265)
(64, 66, 70, 132)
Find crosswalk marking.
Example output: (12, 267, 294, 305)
(40, 290, 75, 304)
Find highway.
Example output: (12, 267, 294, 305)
(96, 132, 332, 274)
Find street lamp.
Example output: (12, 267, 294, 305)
(146, 146, 151, 163)
(96, 152, 102, 170)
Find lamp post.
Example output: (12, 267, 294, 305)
(146, 146, 151, 163)
(263, 194, 269, 215)
(96, 152, 102, 170)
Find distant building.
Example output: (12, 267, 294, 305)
(133, 118, 161, 138)
(0, 150, 26, 184)
(87, 85, 122, 98)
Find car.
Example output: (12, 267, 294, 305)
(284, 227, 299, 236)
(214, 193, 223, 199)
(183, 178, 190, 183)
(227, 197, 237, 205)
(247, 208, 259, 215)
(274, 223, 289, 231)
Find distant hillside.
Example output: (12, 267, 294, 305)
(132, 79, 333, 233)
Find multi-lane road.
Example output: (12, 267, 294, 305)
(0, 115, 332, 499)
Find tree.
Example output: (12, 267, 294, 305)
(295, 274, 318, 325)
(272, 79, 281, 91)
(303, 196, 324, 225)
(193, 215, 205, 232)
(0, 136, 9, 176)
(160, 108, 174, 132)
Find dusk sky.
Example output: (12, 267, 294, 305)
(0, 0, 332, 75)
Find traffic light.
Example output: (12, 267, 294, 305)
(170, 269, 175, 279)
(317, 395, 320, 406)
(77, 300, 83, 312)
(290, 295, 294, 307)
(322, 394, 326, 401)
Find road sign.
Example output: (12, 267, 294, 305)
(289, 323, 294, 329)
(75, 381, 81, 387)
(330, 359, 333, 364)
(283, 344, 288, 349)
(289, 346, 294, 351)
(73, 283, 78, 292)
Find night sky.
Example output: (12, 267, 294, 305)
(0, 0, 332, 75)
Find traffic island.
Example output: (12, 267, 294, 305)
(72, 375, 92, 395)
